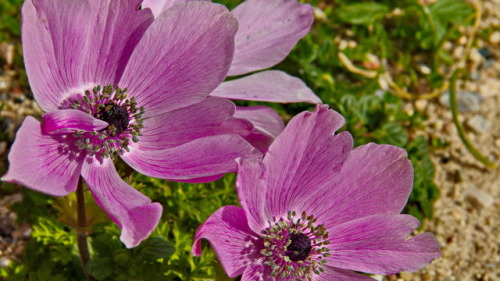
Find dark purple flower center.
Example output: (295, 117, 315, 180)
(69, 84, 145, 158)
(95, 103, 130, 136)
(259, 211, 330, 280)
(286, 233, 312, 261)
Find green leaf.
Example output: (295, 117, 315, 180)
(86, 257, 114, 280)
(430, 0, 474, 24)
(135, 236, 175, 261)
(338, 3, 390, 25)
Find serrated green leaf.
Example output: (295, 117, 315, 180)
(338, 3, 389, 25)
(86, 257, 114, 280)
(135, 236, 175, 261)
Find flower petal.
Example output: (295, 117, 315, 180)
(313, 267, 376, 281)
(193, 205, 259, 278)
(83, 0, 154, 86)
(241, 263, 273, 281)
(309, 143, 414, 227)
(212, 70, 320, 104)
(121, 135, 262, 181)
(261, 105, 352, 223)
(42, 109, 108, 135)
(142, 0, 212, 18)
(135, 97, 236, 150)
(21, 0, 92, 111)
(234, 106, 284, 138)
(218, 118, 274, 154)
(235, 158, 268, 233)
(1, 116, 83, 196)
(81, 157, 162, 248)
(326, 214, 441, 275)
(119, 2, 238, 118)
(228, 0, 314, 76)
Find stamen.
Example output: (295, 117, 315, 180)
(259, 211, 330, 280)
(69, 84, 144, 158)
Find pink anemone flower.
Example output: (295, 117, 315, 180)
(193, 105, 441, 280)
(2, 0, 263, 248)
(143, 0, 321, 152)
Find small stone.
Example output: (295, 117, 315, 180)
(400, 271, 413, 280)
(0, 257, 11, 267)
(0, 141, 6, 155)
(415, 99, 428, 111)
(439, 91, 483, 113)
(464, 186, 495, 209)
(466, 115, 492, 134)
(489, 31, 500, 44)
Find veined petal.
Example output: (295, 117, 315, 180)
(42, 109, 108, 135)
(21, 0, 92, 112)
(325, 214, 441, 275)
(241, 263, 273, 281)
(193, 205, 259, 278)
(136, 97, 236, 150)
(83, 0, 154, 86)
(212, 71, 320, 104)
(314, 267, 376, 281)
(218, 117, 274, 154)
(142, 0, 212, 18)
(1, 117, 84, 196)
(228, 0, 314, 76)
(262, 105, 352, 223)
(120, 2, 238, 118)
(234, 106, 284, 138)
(310, 144, 414, 228)
(81, 157, 162, 248)
(235, 158, 268, 233)
(121, 135, 262, 181)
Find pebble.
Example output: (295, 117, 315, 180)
(489, 31, 500, 44)
(0, 141, 6, 155)
(464, 186, 495, 209)
(466, 115, 492, 133)
(439, 90, 483, 113)
(0, 257, 11, 267)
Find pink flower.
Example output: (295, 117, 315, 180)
(142, 0, 321, 152)
(193, 105, 441, 280)
(2, 0, 263, 248)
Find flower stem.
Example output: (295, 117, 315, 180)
(449, 70, 497, 169)
(76, 178, 97, 281)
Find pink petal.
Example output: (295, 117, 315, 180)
(193, 205, 259, 278)
(42, 109, 108, 135)
(1, 117, 84, 196)
(235, 158, 268, 233)
(241, 264, 273, 281)
(261, 105, 352, 223)
(119, 2, 238, 118)
(135, 97, 236, 151)
(309, 143, 414, 228)
(21, 0, 92, 112)
(83, 0, 154, 86)
(218, 118, 274, 154)
(228, 0, 314, 76)
(121, 135, 262, 181)
(314, 267, 376, 281)
(142, 0, 212, 18)
(81, 157, 162, 248)
(325, 214, 441, 275)
(234, 106, 284, 138)
(212, 70, 320, 104)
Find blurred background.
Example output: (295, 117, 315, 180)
(0, 0, 499, 280)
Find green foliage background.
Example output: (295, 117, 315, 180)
(0, 0, 480, 280)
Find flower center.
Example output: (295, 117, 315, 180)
(69, 85, 144, 158)
(95, 103, 130, 136)
(259, 211, 330, 280)
(286, 233, 312, 261)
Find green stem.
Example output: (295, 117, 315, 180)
(76, 179, 97, 281)
(449, 70, 497, 169)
